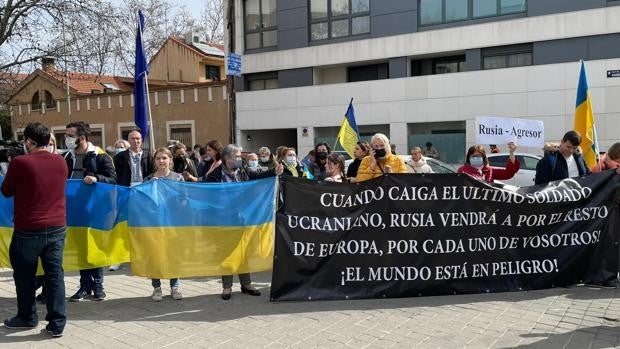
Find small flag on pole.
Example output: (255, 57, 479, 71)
(134, 10, 149, 139)
(574, 60, 599, 168)
(335, 98, 361, 159)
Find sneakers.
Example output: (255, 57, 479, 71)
(151, 287, 163, 302)
(45, 324, 63, 338)
(69, 288, 90, 302)
(171, 287, 183, 300)
(4, 316, 38, 329)
(93, 286, 106, 301)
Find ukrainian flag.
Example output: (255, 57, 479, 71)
(574, 60, 599, 168)
(336, 98, 361, 159)
(0, 179, 131, 270)
(127, 177, 277, 279)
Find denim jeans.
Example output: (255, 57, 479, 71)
(151, 278, 180, 288)
(222, 273, 251, 289)
(79, 267, 104, 292)
(9, 227, 66, 332)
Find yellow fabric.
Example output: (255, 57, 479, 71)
(336, 118, 358, 159)
(574, 97, 597, 168)
(128, 223, 274, 278)
(355, 154, 408, 182)
(0, 223, 130, 272)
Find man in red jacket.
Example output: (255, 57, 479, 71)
(1, 122, 68, 337)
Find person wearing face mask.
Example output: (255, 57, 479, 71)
(406, 147, 434, 174)
(591, 142, 620, 174)
(280, 147, 304, 177)
(356, 133, 408, 182)
(458, 142, 519, 183)
(206, 144, 283, 300)
(64, 121, 116, 303)
(257, 146, 277, 171)
(310, 142, 332, 180)
(245, 152, 261, 173)
(2, 122, 68, 337)
(170, 142, 199, 182)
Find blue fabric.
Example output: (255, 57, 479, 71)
(134, 9, 149, 138)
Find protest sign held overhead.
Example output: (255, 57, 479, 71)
(475, 116, 544, 147)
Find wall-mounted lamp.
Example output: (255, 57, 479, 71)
(247, 135, 252, 142)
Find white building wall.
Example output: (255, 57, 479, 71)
(237, 58, 620, 156)
(241, 7, 620, 74)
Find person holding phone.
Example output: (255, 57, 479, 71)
(355, 133, 407, 182)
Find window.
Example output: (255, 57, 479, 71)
(44, 90, 56, 109)
(433, 56, 466, 74)
(483, 44, 532, 70)
(170, 126, 193, 147)
(246, 72, 278, 90)
(419, 0, 526, 26)
(347, 63, 389, 82)
(31, 91, 41, 110)
(310, 0, 370, 42)
(244, 0, 277, 50)
(205, 65, 221, 81)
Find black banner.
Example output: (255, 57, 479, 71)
(271, 172, 620, 301)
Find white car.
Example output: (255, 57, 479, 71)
(486, 153, 542, 187)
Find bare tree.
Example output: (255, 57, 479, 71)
(200, 0, 224, 44)
(0, 0, 118, 73)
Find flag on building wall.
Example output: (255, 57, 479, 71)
(574, 60, 599, 168)
(134, 9, 150, 139)
(335, 99, 361, 159)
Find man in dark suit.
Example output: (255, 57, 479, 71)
(114, 129, 153, 187)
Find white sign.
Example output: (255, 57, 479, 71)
(475, 117, 544, 147)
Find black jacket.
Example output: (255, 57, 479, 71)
(114, 149, 153, 187)
(64, 143, 116, 184)
(205, 164, 276, 183)
(534, 151, 591, 185)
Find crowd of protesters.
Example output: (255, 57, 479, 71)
(1, 121, 619, 338)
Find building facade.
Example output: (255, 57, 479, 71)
(7, 36, 229, 150)
(229, 0, 620, 163)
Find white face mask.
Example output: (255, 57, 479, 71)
(286, 156, 297, 165)
(248, 160, 258, 168)
(65, 136, 78, 150)
(46, 145, 55, 153)
(115, 148, 125, 155)
(260, 156, 269, 162)
(22, 142, 29, 154)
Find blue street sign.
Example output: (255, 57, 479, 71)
(227, 53, 242, 77)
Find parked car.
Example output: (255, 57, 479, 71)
(486, 153, 542, 187)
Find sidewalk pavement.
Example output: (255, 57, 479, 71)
(0, 268, 618, 348)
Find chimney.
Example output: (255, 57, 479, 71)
(42, 57, 55, 71)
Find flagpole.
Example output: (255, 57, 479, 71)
(137, 10, 155, 152)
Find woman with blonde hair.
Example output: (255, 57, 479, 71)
(355, 133, 407, 182)
(144, 147, 184, 301)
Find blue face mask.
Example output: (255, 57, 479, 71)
(469, 156, 484, 168)
(233, 158, 243, 169)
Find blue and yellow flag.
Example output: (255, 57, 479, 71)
(0, 179, 131, 271)
(336, 98, 361, 159)
(574, 60, 599, 168)
(128, 177, 277, 279)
